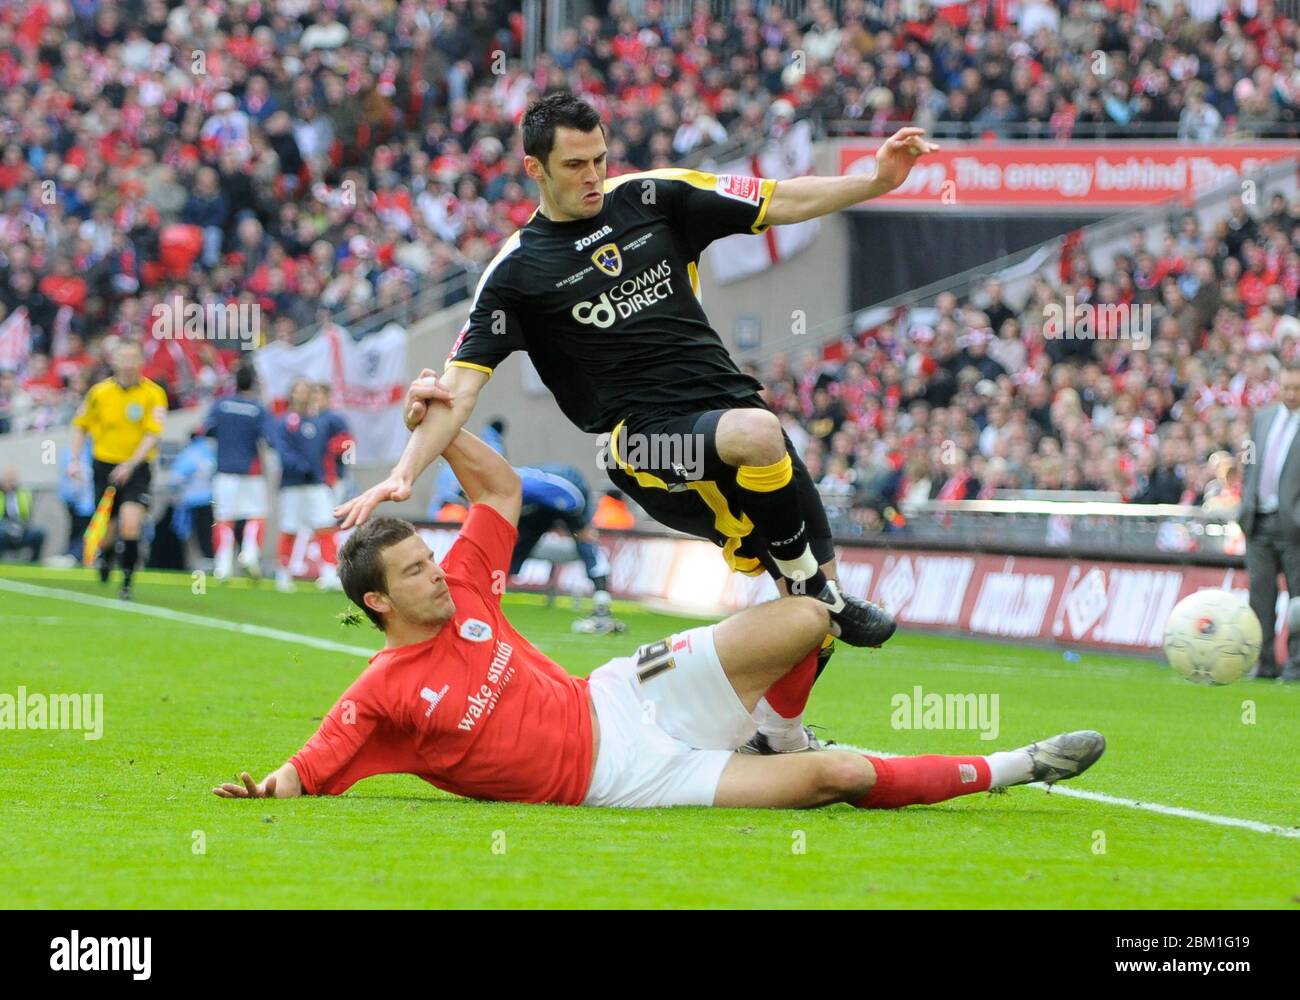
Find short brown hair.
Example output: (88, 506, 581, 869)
(338, 516, 418, 629)
(522, 91, 604, 168)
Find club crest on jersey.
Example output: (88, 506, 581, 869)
(591, 243, 622, 277)
(459, 618, 493, 643)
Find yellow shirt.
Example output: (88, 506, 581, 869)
(73, 377, 168, 464)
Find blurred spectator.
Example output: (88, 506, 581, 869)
(58, 436, 95, 563)
(163, 431, 218, 567)
(0, 467, 44, 562)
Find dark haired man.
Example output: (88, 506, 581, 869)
(338, 93, 942, 753)
(69, 340, 167, 601)
(216, 427, 1105, 807)
(201, 363, 272, 580)
(1239, 356, 1300, 681)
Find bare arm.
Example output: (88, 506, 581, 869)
(763, 127, 940, 226)
(67, 426, 87, 479)
(334, 365, 489, 528)
(391, 365, 486, 487)
(109, 432, 160, 484)
(443, 429, 522, 527)
(212, 761, 302, 799)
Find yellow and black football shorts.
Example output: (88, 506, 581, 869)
(605, 395, 834, 579)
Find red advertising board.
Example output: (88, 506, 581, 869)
(837, 143, 1298, 208)
(414, 527, 1283, 665)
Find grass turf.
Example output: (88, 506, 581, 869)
(0, 562, 1297, 909)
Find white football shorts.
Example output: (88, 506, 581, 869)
(583, 625, 758, 808)
(277, 484, 337, 534)
(212, 473, 269, 521)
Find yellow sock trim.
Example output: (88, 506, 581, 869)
(736, 454, 793, 492)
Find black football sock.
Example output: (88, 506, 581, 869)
(120, 538, 139, 586)
(576, 539, 607, 590)
(815, 635, 836, 680)
(736, 455, 828, 596)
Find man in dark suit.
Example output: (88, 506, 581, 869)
(1238, 358, 1300, 681)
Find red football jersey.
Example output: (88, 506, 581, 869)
(291, 504, 594, 804)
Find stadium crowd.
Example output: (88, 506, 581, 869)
(0, 0, 1297, 553)
(755, 188, 1300, 529)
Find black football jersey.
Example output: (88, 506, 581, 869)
(445, 168, 775, 433)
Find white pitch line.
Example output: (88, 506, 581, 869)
(834, 743, 1300, 840)
(6, 576, 1299, 841)
(0, 577, 374, 659)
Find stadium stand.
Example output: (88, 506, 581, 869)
(756, 173, 1299, 532)
(0, 0, 1296, 457)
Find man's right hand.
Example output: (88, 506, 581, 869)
(213, 771, 279, 798)
(404, 367, 456, 431)
(334, 471, 414, 529)
(67, 458, 82, 483)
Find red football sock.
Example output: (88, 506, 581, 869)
(213, 521, 235, 556)
(855, 754, 992, 809)
(316, 528, 337, 567)
(277, 533, 295, 569)
(763, 645, 820, 719)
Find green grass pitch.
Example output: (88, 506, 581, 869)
(1, 563, 1297, 909)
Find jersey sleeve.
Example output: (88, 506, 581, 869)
(445, 249, 526, 378)
(440, 502, 517, 602)
(71, 384, 97, 431)
(289, 671, 386, 795)
(661, 170, 777, 258)
(144, 383, 168, 437)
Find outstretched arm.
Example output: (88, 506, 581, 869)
(763, 127, 939, 225)
(334, 365, 488, 528)
(443, 429, 522, 528)
(213, 761, 302, 799)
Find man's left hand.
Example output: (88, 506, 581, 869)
(873, 127, 940, 193)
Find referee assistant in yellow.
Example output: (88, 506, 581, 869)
(68, 341, 168, 600)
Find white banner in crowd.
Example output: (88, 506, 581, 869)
(254, 322, 409, 464)
(706, 119, 821, 285)
(0, 306, 31, 371)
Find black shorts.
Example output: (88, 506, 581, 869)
(510, 503, 592, 574)
(92, 459, 152, 517)
(604, 395, 833, 579)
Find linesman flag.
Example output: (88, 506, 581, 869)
(83, 487, 116, 567)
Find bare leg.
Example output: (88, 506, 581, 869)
(711, 596, 830, 712)
(714, 407, 786, 467)
(118, 501, 144, 541)
(713, 750, 876, 808)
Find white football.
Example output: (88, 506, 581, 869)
(1162, 589, 1262, 686)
